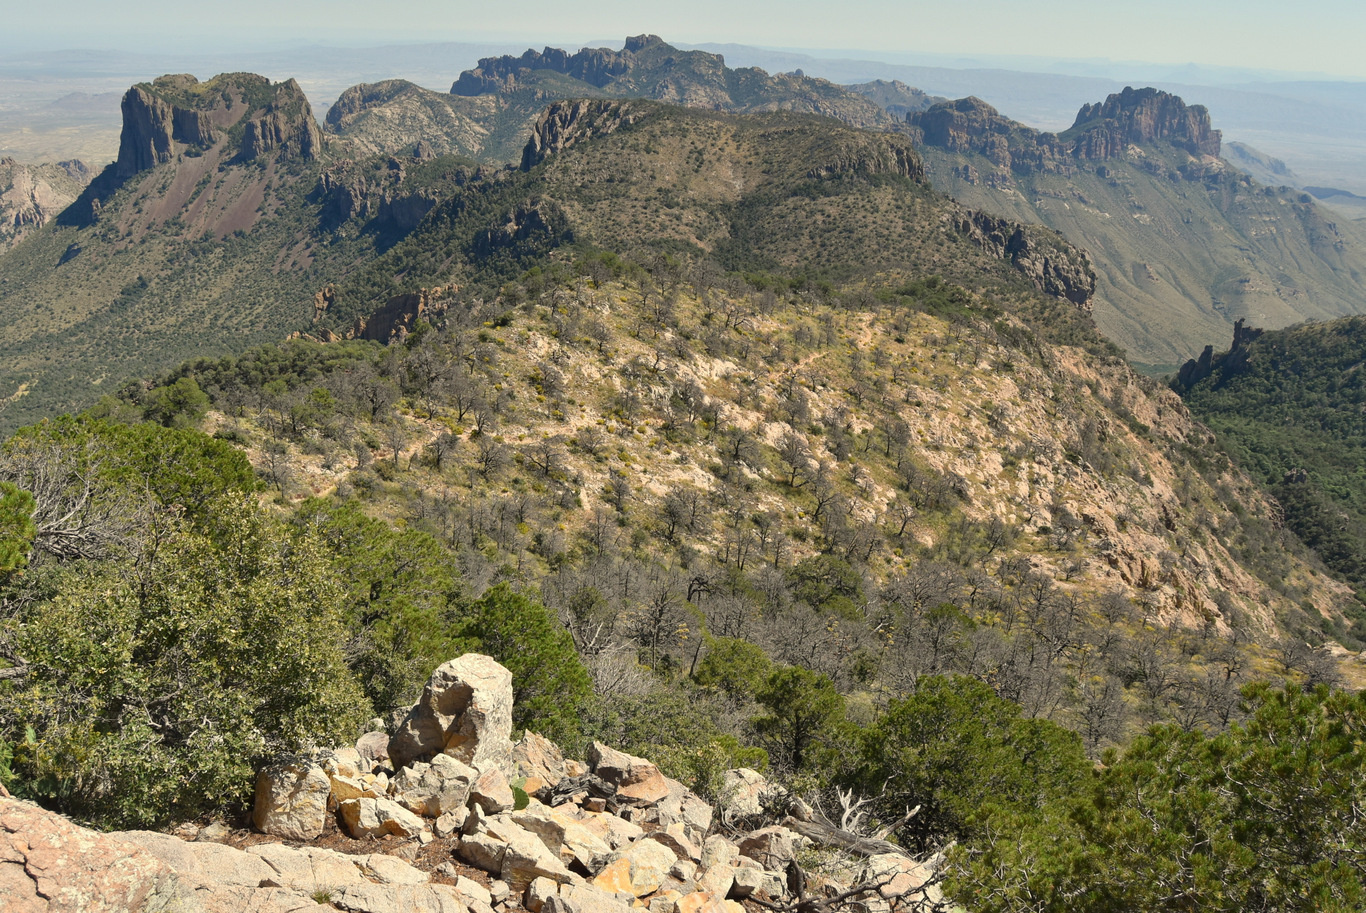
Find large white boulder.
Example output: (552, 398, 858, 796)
(389, 654, 515, 774)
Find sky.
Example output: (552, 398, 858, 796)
(6, 0, 1366, 81)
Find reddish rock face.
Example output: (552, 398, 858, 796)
(0, 797, 178, 913)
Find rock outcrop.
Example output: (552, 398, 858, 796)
(0, 158, 93, 248)
(956, 210, 1097, 309)
(1176, 317, 1265, 388)
(909, 87, 1221, 175)
(7, 654, 944, 913)
(1, 797, 180, 912)
(522, 100, 642, 171)
(1071, 86, 1221, 159)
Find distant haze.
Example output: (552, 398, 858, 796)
(6, 0, 1366, 81)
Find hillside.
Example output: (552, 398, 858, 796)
(0, 72, 465, 434)
(904, 88, 1366, 369)
(1177, 316, 1366, 603)
(319, 99, 1096, 339)
(326, 35, 894, 166)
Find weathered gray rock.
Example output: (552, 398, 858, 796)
(484, 816, 578, 886)
(459, 833, 509, 874)
(728, 867, 765, 900)
(558, 882, 635, 913)
(470, 766, 516, 814)
(119, 831, 275, 890)
(591, 839, 677, 897)
(587, 742, 669, 805)
(863, 853, 943, 910)
(700, 836, 738, 871)
(644, 778, 713, 844)
(526, 875, 559, 912)
(512, 802, 612, 870)
(328, 882, 469, 913)
(389, 654, 515, 774)
(252, 757, 331, 840)
(1, 799, 181, 913)
(357, 730, 391, 766)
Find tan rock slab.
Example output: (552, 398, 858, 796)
(1, 798, 180, 913)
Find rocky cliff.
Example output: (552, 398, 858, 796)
(521, 100, 644, 170)
(908, 88, 1221, 177)
(1070, 86, 1221, 159)
(956, 210, 1097, 309)
(0, 158, 92, 248)
(65, 73, 322, 227)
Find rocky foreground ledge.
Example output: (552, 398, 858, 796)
(1, 655, 942, 913)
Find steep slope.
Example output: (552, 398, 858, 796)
(0, 158, 93, 248)
(326, 35, 894, 166)
(1177, 316, 1366, 611)
(906, 88, 1366, 369)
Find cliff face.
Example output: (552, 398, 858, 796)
(0, 158, 93, 247)
(521, 99, 643, 171)
(1071, 86, 1221, 159)
(908, 87, 1221, 176)
(113, 73, 319, 181)
(957, 210, 1097, 309)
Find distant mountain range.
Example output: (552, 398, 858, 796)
(1, 35, 1364, 425)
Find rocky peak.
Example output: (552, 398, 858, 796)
(1070, 86, 1221, 159)
(114, 73, 319, 180)
(453, 43, 636, 96)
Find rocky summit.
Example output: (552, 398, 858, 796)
(1, 655, 942, 913)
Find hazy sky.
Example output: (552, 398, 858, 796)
(8, 0, 1366, 80)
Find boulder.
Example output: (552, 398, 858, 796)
(393, 754, 477, 818)
(1, 798, 180, 913)
(675, 891, 730, 913)
(587, 742, 670, 805)
(512, 803, 613, 870)
(338, 797, 429, 839)
(719, 769, 767, 819)
(737, 826, 803, 870)
(356, 730, 391, 766)
(643, 782, 713, 846)
(559, 882, 635, 913)
(646, 827, 700, 864)
(459, 833, 509, 874)
(252, 756, 331, 840)
(118, 831, 276, 889)
(328, 882, 469, 913)
(863, 853, 944, 910)
(700, 835, 738, 871)
(592, 840, 677, 897)
(389, 653, 515, 774)
(484, 816, 578, 886)
(514, 731, 568, 790)
(470, 766, 516, 814)
(527, 876, 559, 912)
(728, 867, 765, 900)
